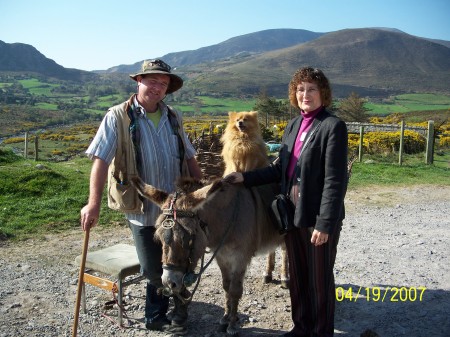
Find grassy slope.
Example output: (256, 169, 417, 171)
(0, 151, 125, 241)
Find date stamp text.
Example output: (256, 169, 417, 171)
(335, 286, 426, 302)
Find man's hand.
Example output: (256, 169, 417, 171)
(80, 204, 100, 231)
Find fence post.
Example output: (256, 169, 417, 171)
(358, 126, 364, 162)
(425, 120, 434, 165)
(24, 132, 28, 159)
(398, 120, 405, 165)
(34, 135, 39, 161)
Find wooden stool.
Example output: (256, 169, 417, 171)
(75, 243, 144, 326)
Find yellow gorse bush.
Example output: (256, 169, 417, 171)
(348, 130, 425, 154)
(439, 136, 450, 147)
(3, 137, 25, 144)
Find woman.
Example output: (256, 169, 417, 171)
(225, 67, 348, 337)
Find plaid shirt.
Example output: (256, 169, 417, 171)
(86, 99, 196, 226)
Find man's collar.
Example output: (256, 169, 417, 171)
(132, 96, 146, 116)
(132, 96, 168, 117)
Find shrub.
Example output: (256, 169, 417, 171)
(364, 130, 425, 154)
(66, 144, 87, 154)
(0, 149, 22, 164)
(3, 137, 25, 144)
(51, 150, 65, 156)
(439, 136, 450, 148)
(347, 131, 425, 154)
(348, 134, 367, 154)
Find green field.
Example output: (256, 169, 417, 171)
(176, 96, 257, 114)
(366, 93, 450, 115)
(96, 94, 124, 108)
(178, 94, 449, 116)
(35, 102, 59, 110)
(18, 78, 60, 96)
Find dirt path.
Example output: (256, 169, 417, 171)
(0, 185, 449, 337)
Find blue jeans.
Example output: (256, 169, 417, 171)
(129, 222, 169, 319)
(128, 222, 164, 286)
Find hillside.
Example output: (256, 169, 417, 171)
(0, 40, 96, 81)
(100, 28, 324, 73)
(182, 29, 450, 97)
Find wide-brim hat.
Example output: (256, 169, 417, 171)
(130, 59, 183, 94)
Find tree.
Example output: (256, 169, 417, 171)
(337, 92, 371, 122)
(253, 90, 289, 127)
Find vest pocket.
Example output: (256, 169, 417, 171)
(108, 178, 142, 213)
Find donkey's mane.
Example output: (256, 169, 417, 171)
(175, 176, 209, 194)
(206, 178, 226, 195)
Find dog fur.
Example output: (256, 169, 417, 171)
(220, 111, 269, 176)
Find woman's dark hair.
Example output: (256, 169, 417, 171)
(288, 67, 332, 108)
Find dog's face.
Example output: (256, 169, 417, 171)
(228, 111, 259, 134)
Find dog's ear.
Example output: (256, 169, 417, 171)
(248, 111, 258, 118)
(228, 111, 236, 120)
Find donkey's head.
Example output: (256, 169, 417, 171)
(131, 176, 214, 294)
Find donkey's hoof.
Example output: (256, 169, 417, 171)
(281, 279, 290, 289)
(226, 324, 240, 336)
(263, 275, 273, 283)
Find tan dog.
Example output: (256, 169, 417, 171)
(220, 111, 269, 176)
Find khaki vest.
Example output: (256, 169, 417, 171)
(107, 96, 191, 214)
(107, 97, 142, 213)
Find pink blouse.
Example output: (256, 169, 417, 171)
(287, 107, 323, 178)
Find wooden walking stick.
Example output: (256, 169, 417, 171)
(72, 225, 91, 337)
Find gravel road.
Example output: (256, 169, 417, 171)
(0, 185, 449, 337)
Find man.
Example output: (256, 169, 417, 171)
(80, 59, 202, 331)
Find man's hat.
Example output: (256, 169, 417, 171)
(130, 59, 183, 94)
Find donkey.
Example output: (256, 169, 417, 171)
(131, 176, 285, 335)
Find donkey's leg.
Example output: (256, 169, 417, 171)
(264, 250, 276, 283)
(218, 266, 232, 329)
(225, 268, 246, 336)
(280, 243, 289, 289)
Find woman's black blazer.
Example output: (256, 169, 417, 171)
(243, 108, 348, 234)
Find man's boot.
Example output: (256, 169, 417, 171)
(171, 295, 188, 326)
(144, 283, 170, 331)
(165, 294, 189, 335)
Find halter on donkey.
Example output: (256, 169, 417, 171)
(157, 189, 240, 305)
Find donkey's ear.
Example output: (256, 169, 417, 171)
(131, 176, 168, 208)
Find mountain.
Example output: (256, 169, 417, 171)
(1, 28, 449, 97)
(0, 40, 95, 81)
(100, 29, 324, 73)
(179, 28, 450, 97)
(426, 38, 450, 49)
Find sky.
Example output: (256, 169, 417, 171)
(1, 0, 449, 71)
